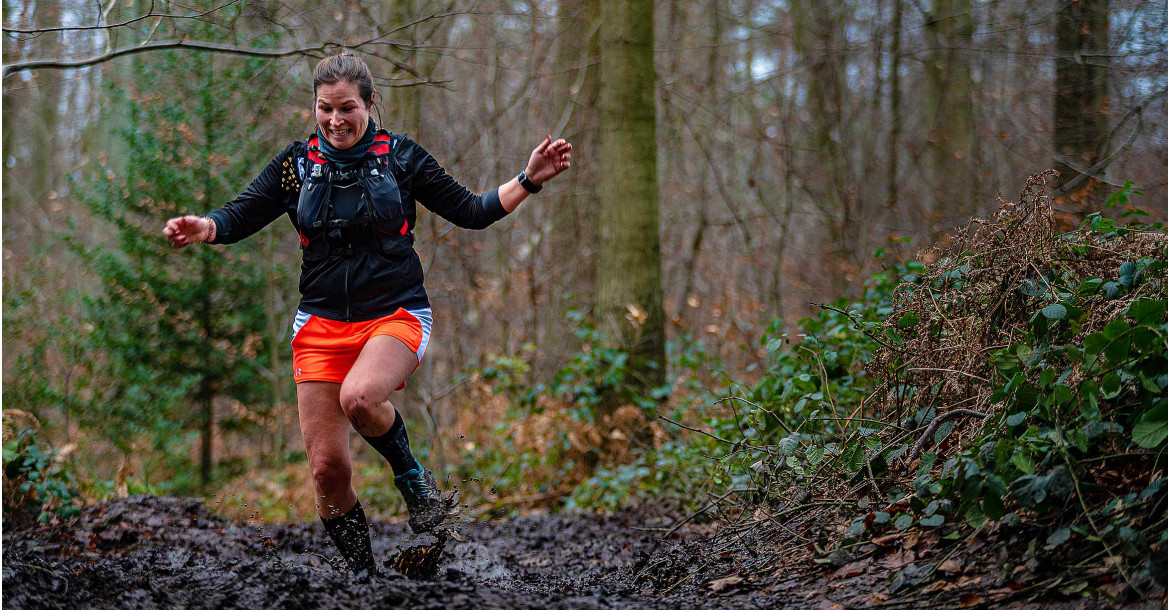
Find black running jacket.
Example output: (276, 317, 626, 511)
(206, 134, 508, 321)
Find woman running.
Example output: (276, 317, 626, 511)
(162, 53, 571, 573)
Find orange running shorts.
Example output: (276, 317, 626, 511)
(290, 307, 432, 386)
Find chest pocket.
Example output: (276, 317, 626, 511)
(363, 156, 405, 220)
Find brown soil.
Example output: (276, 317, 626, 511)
(2, 496, 1159, 609)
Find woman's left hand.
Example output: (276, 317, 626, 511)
(524, 135, 572, 185)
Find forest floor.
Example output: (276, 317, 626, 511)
(1, 495, 1153, 609)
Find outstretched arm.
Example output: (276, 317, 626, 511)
(163, 215, 216, 248)
(498, 135, 573, 213)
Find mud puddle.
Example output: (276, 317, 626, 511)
(2, 496, 788, 609)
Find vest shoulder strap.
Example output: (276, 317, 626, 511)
(304, 129, 398, 166)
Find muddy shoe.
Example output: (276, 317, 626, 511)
(394, 466, 446, 533)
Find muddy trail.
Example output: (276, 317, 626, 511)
(2, 496, 799, 609)
(1, 496, 1133, 609)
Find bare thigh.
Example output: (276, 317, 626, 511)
(297, 381, 357, 518)
(338, 335, 419, 435)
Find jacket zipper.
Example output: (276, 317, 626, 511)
(344, 258, 351, 321)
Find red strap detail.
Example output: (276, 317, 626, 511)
(400, 220, 409, 236)
(299, 232, 310, 247)
(307, 131, 389, 163)
(307, 135, 325, 164)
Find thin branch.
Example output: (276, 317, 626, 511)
(908, 408, 988, 461)
(657, 415, 736, 446)
(1051, 87, 1167, 200)
(2, 0, 240, 34)
(2, 11, 462, 80)
(810, 301, 901, 353)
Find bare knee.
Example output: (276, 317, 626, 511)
(339, 385, 392, 433)
(309, 453, 351, 498)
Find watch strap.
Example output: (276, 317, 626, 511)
(517, 170, 543, 194)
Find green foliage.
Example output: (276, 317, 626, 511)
(3, 429, 81, 523)
(745, 260, 913, 440)
(838, 216, 1168, 588)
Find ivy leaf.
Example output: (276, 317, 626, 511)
(920, 515, 945, 527)
(1083, 333, 1108, 357)
(1132, 420, 1168, 449)
(873, 511, 891, 524)
(1045, 527, 1071, 548)
(1011, 452, 1036, 474)
(1118, 261, 1137, 286)
(1077, 278, 1103, 296)
(934, 420, 955, 445)
(894, 514, 914, 531)
(1103, 318, 1130, 340)
(1102, 371, 1122, 398)
(1006, 412, 1027, 426)
(982, 492, 1006, 520)
(1041, 304, 1067, 320)
(1126, 299, 1166, 324)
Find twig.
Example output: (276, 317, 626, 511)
(908, 408, 989, 461)
(810, 301, 901, 352)
(1062, 452, 1141, 595)
(657, 415, 736, 446)
(714, 396, 793, 434)
(2, 0, 240, 34)
(905, 367, 990, 382)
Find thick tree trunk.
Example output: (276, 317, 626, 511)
(792, 0, 852, 294)
(923, 0, 976, 221)
(596, 0, 665, 404)
(1053, 0, 1110, 212)
(551, 0, 599, 348)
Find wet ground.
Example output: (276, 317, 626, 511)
(3, 496, 1161, 609)
(2, 496, 791, 609)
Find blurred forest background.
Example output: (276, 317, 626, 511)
(2, 0, 1167, 525)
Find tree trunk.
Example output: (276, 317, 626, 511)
(550, 0, 599, 350)
(923, 0, 977, 222)
(596, 0, 664, 406)
(886, 0, 903, 214)
(1053, 0, 1110, 212)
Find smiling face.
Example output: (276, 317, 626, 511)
(315, 80, 370, 150)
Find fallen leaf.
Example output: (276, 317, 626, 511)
(866, 591, 889, 605)
(901, 534, 920, 550)
(707, 575, 744, 592)
(938, 559, 963, 574)
(958, 593, 985, 607)
(832, 559, 871, 580)
(880, 550, 916, 570)
(922, 580, 956, 593)
(873, 533, 902, 546)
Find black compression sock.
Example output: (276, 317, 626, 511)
(361, 409, 420, 476)
(320, 500, 377, 574)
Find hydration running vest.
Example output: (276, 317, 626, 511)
(296, 130, 413, 259)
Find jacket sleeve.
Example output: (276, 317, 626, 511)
(206, 143, 300, 244)
(408, 140, 508, 230)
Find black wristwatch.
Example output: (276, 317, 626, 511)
(517, 170, 543, 194)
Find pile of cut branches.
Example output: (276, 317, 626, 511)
(646, 173, 1167, 603)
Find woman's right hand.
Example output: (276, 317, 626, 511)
(163, 215, 214, 248)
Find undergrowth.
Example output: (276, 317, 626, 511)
(667, 172, 1167, 601)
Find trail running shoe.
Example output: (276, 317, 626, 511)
(394, 466, 446, 533)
